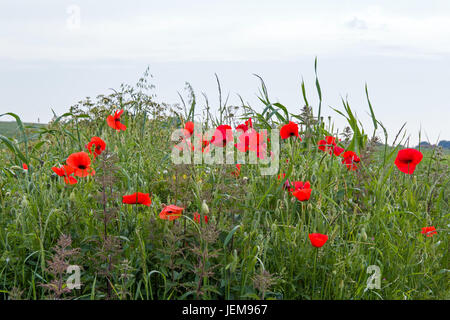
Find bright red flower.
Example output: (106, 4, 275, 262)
(236, 118, 253, 132)
(159, 205, 184, 221)
(333, 146, 344, 156)
(421, 226, 437, 237)
(280, 121, 300, 140)
(278, 173, 286, 180)
(236, 124, 249, 132)
(66, 152, 95, 177)
(107, 109, 127, 131)
(86, 136, 106, 158)
(395, 148, 423, 174)
(22, 163, 28, 170)
(289, 180, 312, 201)
(122, 192, 152, 206)
(309, 233, 328, 248)
(231, 164, 241, 177)
(318, 136, 337, 153)
(289, 181, 311, 192)
(184, 121, 194, 138)
(193, 212, 208, 224)
(210, 125, 233, 147)
(52, 165, 77, 184)
(291, 188, 312, 201)
(342, 151, 360, 171)
(52, 165, 74, 177)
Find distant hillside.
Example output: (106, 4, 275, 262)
(0, 121, 46, 138)
(416, 140, 450, 149)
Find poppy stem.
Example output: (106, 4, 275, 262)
(312, 248, 318, 299)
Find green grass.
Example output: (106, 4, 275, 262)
(0, 121, 46, 138)
(0, 71, 448, 300)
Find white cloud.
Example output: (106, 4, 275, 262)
(1, 4, 449, 61)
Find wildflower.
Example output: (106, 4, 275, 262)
(106, 109, 127, 131)
(395, 148, 423, 174)
(342, 150, 360, 171)
(421, 226, 437, 237)
(122, 192, 152, 206)
(308, 233, 328, 248)
(22, 163, 28, 170)
(184, 121, 194, 138)
(277, 173, 286, 180)
(333, 146, 344, 156)
(194, 132, 211, 153)
(193, 212, 208, 224)
(66, 151, 95, 177)
(210, 124, 233, 147)
(290, 181, 312, 201)
(86, 136, 106, 158)
(231, 164, 241, 177)
(159, 205, 184, 221)
(51, 165, 77, 184)
(236, 118, 253, 132)
(318, 136, 336, 153)
(236, 123, 249, 132)
(280, 121, 300, 140)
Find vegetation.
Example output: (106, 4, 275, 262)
(0, 65, 448, 300)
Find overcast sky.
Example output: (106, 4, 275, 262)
(0, 0, 449, 145)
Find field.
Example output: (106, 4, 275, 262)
(0, 72, 448, 300)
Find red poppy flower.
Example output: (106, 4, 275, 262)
(394, 148, 423, 174)
(342, 151, 360, 171)
(333, 146, 344, 156)
(184, 121, 194, 138)
(52, 165, 78, 184)
(192, 133, 211, 153)
(236, 118, 253, 133)
(122, 192, 152, 206)
(421, 226, 437, 237)
(66, 151, 95, 177)
(159, 205, 184, 221)
(231, 164, 241, 177)
(22, 163, 28, 170)
(289, 181, 311, 193)
(86, 136, 106, 158)
(280, 121, 300, 140)
(309, 233, 328, 248)
(193, 212, 208, 224)
(318, 136, 337, 153)
(236, 124, 248, 132)
(278, 173, 286, 180)
(210, 125, 233, 147)
(235, 130, 251, 152)
(107, 109, 127, 131)
(52, 165, 74, 177)
(291, 187, 312, 201)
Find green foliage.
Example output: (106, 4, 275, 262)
(0, 66, 448, 301)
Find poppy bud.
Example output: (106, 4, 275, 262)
(201, 200, 209, 215)
(360, 228, 367, 241)
(21, 195, 29, 208)
(69, 191, 76, 201)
